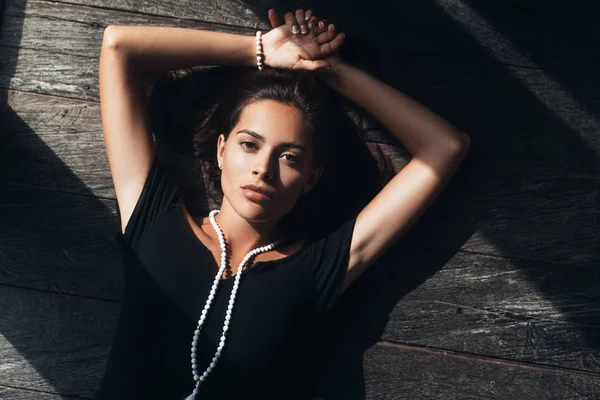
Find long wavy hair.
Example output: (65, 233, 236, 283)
(149, 66, 394, 243)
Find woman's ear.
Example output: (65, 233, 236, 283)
(216, 134, 227, 166)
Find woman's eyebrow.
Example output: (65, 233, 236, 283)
(236, 129, 307, 154)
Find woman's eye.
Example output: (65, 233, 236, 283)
(282, 154, 299, 163)
(240, 141, 256, 149)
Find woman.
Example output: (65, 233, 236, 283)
(94, 8, 470, 400)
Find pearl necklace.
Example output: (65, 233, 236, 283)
(185, 209, 283, 399)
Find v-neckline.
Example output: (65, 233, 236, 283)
(177, 198, 309, 282)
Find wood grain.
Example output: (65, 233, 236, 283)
(2, 0, 599, 171)
(0, 286, 119, 397)
(330, 242, 600, 373)
(0, 184, 123, 301)
(2, 0, 255, 59)
(347, 341, 600, 399)
(0, 386, 80, 399)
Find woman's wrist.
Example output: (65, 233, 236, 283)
(315, 60, 350, 86)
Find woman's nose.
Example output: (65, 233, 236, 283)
(253, 156, 276, 180)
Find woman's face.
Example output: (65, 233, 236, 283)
(217, 99, 322, 223)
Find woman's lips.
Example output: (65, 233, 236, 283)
(241, 188, 272, 202)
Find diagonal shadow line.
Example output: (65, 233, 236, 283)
(1, 0, 599, 399)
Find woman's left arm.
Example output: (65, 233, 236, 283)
(319, 61, 471, 293)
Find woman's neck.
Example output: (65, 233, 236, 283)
(207, 201, 285, 255)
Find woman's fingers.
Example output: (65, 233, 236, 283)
(295, 9, 308, 34)
(320, 31, 345, 55)
(284, 11, 300, 35)
(318, 19, 330, 33)
(284, 8, 339, 42)
(268, 9, 282, 28)
(317, 24, 338, 44)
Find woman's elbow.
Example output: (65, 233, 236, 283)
(449, 132, 471, 154)
(102, 25, 124, 50)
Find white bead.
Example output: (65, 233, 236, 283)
(194, 375, 199, 381)
(225, 315, 230, 321)
(207, 366, 213, 373)
(224, 325, 229, 332)
(200, 376, 205, 382)
(203, 372, 208, 377)
(210, 362, 216, 368)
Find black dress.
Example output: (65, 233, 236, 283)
(92, 156, 358, 399)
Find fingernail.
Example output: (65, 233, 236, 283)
(308, 21, 313, 29)
(330, 24, 335, 30)
(292, 25, 299, 34)
(268, 8, 274, 13)
(319, 21, 324, 28)
(300, 25, 307, 34)
(305, 15, 310, 21)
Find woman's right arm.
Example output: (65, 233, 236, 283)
(99, 27, 257, 234)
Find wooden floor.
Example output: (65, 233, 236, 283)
(2, 0, 600, 398)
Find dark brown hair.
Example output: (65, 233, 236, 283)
(149, 66, 394, 242)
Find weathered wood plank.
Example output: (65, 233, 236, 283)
(2, 91, 113, 198)
(396, 153, 600, 267)
(8, 0, 598, 75)
(3, 0, 600, 171)
(0, 386, 80, 399)
(330, 242, 600, 374)
(0, 185, 123, 301)
(318, 341, 600, 399)
(0, 286, 118, 397)
(5, 0, 267, 30)
(2, 0, 254, 59)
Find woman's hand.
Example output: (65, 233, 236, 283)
(262, 8, 345, 71)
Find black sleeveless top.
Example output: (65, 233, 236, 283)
(92, 156, 358, 400)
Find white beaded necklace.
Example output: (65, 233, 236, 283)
(185, 209, 284, 399)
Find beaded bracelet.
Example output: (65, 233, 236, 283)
(255, 31, 264, 71)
